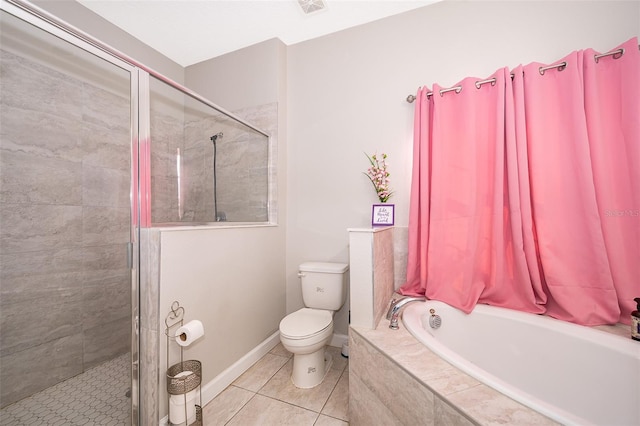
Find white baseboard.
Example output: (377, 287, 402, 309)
(159, 331, 347, 425)
(329, 333, 348, 348)
(200, 331, 281, 405)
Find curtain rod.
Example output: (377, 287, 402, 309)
(406, 44, 640, 103)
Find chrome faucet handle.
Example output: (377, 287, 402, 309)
(389, 306, 400, 330)
(386, 296, 427, 329)
(386, 296, 426, 320)
(386, 298, 399, 320)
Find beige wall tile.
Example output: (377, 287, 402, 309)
(350, 329, 435, 424)
(349, 372, 401, 426)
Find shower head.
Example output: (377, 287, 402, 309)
(210, 132, 223, 143)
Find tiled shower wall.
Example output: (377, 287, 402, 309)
(0, 48, 131, 408)
(183, 107, 269, 223)
(149, 95, 184, 223)
(149, 85, 270, 224)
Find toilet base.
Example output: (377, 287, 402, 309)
(291, 348, 333, 389)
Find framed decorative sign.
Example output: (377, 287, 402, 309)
(372, 204, 394, 226)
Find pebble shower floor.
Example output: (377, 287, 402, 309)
(0, 353, 130, 425)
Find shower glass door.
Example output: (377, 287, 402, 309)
(148, 75, 271, 225)
(0, 5, 138, 425)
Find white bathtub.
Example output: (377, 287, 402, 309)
(402, 301, 640, 426)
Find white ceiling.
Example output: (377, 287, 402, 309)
(77, 0, 440, 67)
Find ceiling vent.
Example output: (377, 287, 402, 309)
(297, 0, 327, 14)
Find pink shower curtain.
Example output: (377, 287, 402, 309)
(400, 38, 639, 325)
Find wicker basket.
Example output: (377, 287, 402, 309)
(166, 360, 202, 395)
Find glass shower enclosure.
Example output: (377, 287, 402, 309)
(0, 3, 139, 424)
(0, 0, 271, 424)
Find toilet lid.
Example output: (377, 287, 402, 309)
(280, 308, 332, 339)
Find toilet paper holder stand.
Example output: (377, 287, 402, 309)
(165, 301, 202, 426)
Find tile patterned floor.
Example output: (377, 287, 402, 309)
(203, 344, 349, 426)
(0, 345, 348, 426)
(0, 353, 130, 426)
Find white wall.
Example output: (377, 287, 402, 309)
(186, 38, 286, 113)
(287, 0, 640, 336)
(158, 225, 285, 415)
(158, 229, 285, 347)
(184, 37, 289, 318)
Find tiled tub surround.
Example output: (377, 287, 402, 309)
(348, 227, 396, 329)
(348, 226, 551, 424)
(349, 227, 633, 425)
(0, 45, 131, 408)
(402, 301, 639, 425)
(349, 322, 558, 425)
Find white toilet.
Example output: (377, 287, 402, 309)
(279, 262, 349, 388)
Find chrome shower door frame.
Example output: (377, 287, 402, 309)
(1, 0, 141, 423)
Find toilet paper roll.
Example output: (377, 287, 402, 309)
(175, 320, 204, 347)
(169, 382, 197, 425)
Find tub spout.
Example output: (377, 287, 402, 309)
(386, 296, 426, 329)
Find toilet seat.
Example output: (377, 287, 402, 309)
(279, 308, 332, 340)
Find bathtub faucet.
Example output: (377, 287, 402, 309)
(386, 296, 426, 330)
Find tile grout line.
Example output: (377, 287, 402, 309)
(319, 366, 342, 413)
(222, 353, 293, 425)
(317, 360, 348, 420)
(261, 352, 346, 416)
(0, 353, 129, 425)
(254, 353, 291, 395)
(223, 387, 258, 426)
(208, 345, 349, 425)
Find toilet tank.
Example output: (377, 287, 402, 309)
(299, 262, 349, 311)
